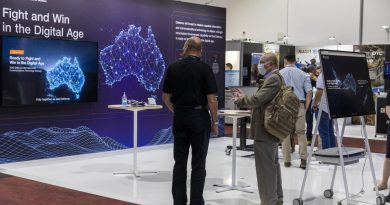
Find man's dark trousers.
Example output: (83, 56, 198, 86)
(306, 99, 313, 141)
(172, 108, 211, 205)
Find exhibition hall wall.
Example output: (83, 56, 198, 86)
(0, 0, 226, 163)
(188, 0, 390, 46)
(296, 45, 390, 89)
(296, 45, 354, 64)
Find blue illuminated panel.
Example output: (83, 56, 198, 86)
(100, 25, 166, 93)
(1, 36, 98, 105)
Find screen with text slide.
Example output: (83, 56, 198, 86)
(320, 50, 375, 118)
(1, 36, 98, 106)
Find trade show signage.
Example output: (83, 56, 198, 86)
(319, 50, 375, 119)
(0, 0, 226, 163)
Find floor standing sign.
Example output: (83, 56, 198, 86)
(293, 50, 386, 205)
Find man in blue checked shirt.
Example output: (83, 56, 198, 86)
(279, 54, 312, 169)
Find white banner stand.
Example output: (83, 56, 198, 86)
(293, 103, 386, 205)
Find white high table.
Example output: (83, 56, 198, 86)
(108, 104, 163, 177)
(214, 109, 253, 193)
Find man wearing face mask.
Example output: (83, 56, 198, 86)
(257, 61, 267, 80)
(233, 53, 283, 205)
(279, 54, 312, 169)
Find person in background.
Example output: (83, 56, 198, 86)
(233, 53, 283, 205)
(303, 59, 316, 74)
(225, 63, 233, 70)
(376, 90, 390, 192)
(305, 67, 321, 144)
(251, 64, 260, 85)
(279, 54, 312, 169)
(309, 58, 317, 68)
(300, 65, 308, 72)
(162, 36, 218, 205)
(312, 72, 336, 149)
(387, 192, 390, 203)
(251, 63, 264, 85)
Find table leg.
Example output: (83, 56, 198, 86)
(134, 110, 138, 173)
(113, 110, 157, 177)
(214, 116, 253, 193)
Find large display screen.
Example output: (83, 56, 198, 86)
(320, 50, 375, 118)
(1, 36, 98, 106)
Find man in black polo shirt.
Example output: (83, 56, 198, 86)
(162, 36, 218, 205)
(377, 90, 390, 202)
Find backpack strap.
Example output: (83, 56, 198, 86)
(266, 72, 285, 105)
(275, 72, 286, 89)
(274, 72, 286, 97)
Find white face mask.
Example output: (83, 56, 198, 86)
(258, 64, 267, 75)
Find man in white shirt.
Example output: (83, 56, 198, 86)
(279, 54, 312, 169)
(312, 72, 336, 149)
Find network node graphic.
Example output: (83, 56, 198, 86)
(0, 126, 127, 164)
(46, 57, 86, 99)
(100, 25, 166, 92)
(332, 67, 357, 95)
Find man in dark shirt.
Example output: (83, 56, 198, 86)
(377, 91, 390, 197)
(162, 36, 218, 205)
(385, 92, 390, 202)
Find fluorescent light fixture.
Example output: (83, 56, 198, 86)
(382, 25, 390, 30)
(205, 0, 215, 5)
(383, 26, 390, 42)
(329, 36, 336, 40)
(283, 35, 289, 39)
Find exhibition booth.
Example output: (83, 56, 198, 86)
(0, 0, 226, 164)
(0, 0, 389, 204)
(225, 42, 390, 140)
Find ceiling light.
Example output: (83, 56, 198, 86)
(205, 0, 215, 5)
(283, 35, 289, 39)
(383, 26, 390, 42)
(329, 36, 336, 40)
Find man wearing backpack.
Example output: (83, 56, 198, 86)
(280, 54, 312, 169)
(233, 53, 283, 205)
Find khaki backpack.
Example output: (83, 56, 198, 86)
(264, 72, 300, 141)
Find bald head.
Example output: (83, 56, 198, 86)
(261, 53, 278, 66)
(182, 36, 202, 57)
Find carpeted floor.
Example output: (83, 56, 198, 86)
(0, 173, 138, 205)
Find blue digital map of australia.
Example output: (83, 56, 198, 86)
(332, 67, 357, 95)
(46, 57, 85, 99)
(99, 25, 166, 92)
